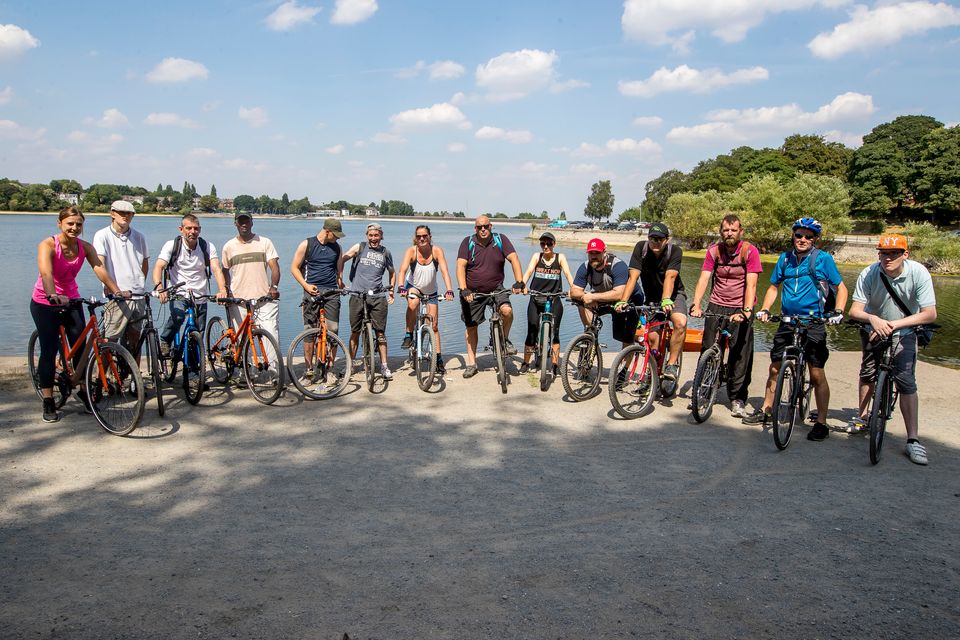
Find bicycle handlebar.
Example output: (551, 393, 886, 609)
(217, 295, 275, 308)
(525, 290, 567, 298)
(766, 311, 842, 324)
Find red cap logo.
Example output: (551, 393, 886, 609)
(587, 238, 605, 253)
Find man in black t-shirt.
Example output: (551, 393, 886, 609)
(618, 222, 688, 386)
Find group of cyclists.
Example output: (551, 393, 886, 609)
(31, 203, 938, 465)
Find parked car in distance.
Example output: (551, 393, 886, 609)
(601, 222, 619, 230)
(547, 219, 569, 228)
(617, 221, 637, 231)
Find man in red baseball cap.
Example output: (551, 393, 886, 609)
(570, 237, 644, 355)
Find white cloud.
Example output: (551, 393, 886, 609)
(265, 1, 322, 31)
(809, 2, 960, 59)
(606, 137, 662, 154)
(144, 112, 200, 129)
(0, 86, 13, 106)
(823, 129, 863, 148)
(0, 119, 45, 140)
(325, 144, 345, 154)
(186, 147, 218, 159)
(450, 92, 467, 106)
(64, 130, 122, 153)
(371, 132, 406, 144)
(621, 0, 848, 51)
(619, 65, 768, 98)
(395, 60, 426, 79)
(519, 161, 547, 173)
(475, 49, 558, 102)
(331, 0, 379, 25)
(570, 163, 600, 174)
(146, 57, 209, 83)
(570, 142, 605, 158)
(238, 106, 269, 128)
(549, 79, 590, 93)
(0, 24, 40, 61)
(353, 140, 367, 148)
(429, 60, 465, 80)
(633, 116, 664, 127)
(219, 158, 267, 171)
(475, 126, 533, 144)
(389, 102, 471, 131)
(84, 108, 130, 129)
(448, 142, 467, 153)
(667, 92, 875, 144)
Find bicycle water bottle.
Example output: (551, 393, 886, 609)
(634, 312, 647, 342)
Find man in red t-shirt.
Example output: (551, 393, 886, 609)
(689, 214, 763, 417)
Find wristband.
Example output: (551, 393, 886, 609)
(613, 300, 627, 310)
(512, 281, 525, 290)
(660, 298, 673, 308)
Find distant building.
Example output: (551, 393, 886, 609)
(311, 209, 343, 218)
(192, 196, 202, 210)
(364, 206, 380, 217)
(218, 198, 235, 211)
(122, 194, 145, 205)
(57, 193, 79, 205)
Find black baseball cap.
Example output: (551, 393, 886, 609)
(539, 231, 556, 243)
(647, 222, 669, 238)
(234, 211, 252, 221)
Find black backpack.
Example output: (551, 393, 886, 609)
(162, 236, 210, 287)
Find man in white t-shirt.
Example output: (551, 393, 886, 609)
(93, 200, 149, 353)
(221, 211, 281, 366)
(848, 234, 937, 465)
(152, 213, 227, 353)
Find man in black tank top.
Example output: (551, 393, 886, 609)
(290, 217, 345, 334)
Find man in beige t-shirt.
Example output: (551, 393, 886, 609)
(221, 212, 281, 370)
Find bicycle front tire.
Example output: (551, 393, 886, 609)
(85, 341, 144, 436)
(608, 344, 658, 419)
(660, 333, 682, 399)
(415, 326, 437, 392)
(868, 370, 891, 465)
(28, 330, 70, 409)
(287, 327, 351, 400)
(538, 320, 552, 392)
(182, 330, 206, 405)
(242, 329, 283, 405)
(492, 321, 508, 394)
(363, 323, 378, 392)
(560, 333, 602, 401)
(772, 359, 799, 450)
(691, 345, 722, 423)
(205, 316, 235, 384)
(144, 329, 165, 417)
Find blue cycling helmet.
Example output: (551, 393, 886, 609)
(792, 217, 822, 236)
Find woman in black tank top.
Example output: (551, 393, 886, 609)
(519, 232, 575, 373)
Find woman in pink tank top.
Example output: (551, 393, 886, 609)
(31, 206, 121, 423)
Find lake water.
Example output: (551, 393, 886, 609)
(4, 213, 958, 366)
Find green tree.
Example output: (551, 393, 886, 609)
(915, 126, 960, 221)
(662, 191, 725, 249)
(210, 184, 217, 197)
(281, 193, 290, 213)
(49, 179, 83, 194)
(641, 169, 687, 221)
(198, 194, 219, 212)
(848, 139, 908, 213)
(8, 183, 57, 211)
(0, 178, 23, 209)
(558, 211, 566, 220)
(156, 183, 163, 194)
(618, 206, 644, 222)
(779, 134, 852, 180)
(234, 194, 256, 212)
(257, 195, 272, 213)
(584, 179, 614, 221)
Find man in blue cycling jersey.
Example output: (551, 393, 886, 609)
(742, 217, 848, 442)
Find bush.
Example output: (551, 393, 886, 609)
(902, 222, 960, 274)
(662, 191, 725, 249)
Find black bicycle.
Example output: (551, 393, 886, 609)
(561, 299, 605, 401)
(474, 290, 511, 394)
(768, 313, 837, 450)
(347, 287, 390, 393)
(132, 285, 185, 417)
(526, 290, 565, 392)
(690, 311, 751, 423)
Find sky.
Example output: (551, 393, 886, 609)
(1, 0, 959, 218)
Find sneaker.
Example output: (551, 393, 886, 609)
(381, 366, 393, 381)
(436, 356, 446, 376)
(352, 358, 364, 370)
(159, 341, 171, 358)
(400, 333, 413, 350)
(663, 363, 679, 382)
(730, 400, 747, 418)
(741, 408, 769, 425)
(463, 365, 478, 379)
(519, 362, 530, 374)
(807, 422, 829, 441)
(553, 364, 560, 376)
(614, 367, 628, 391)
(505, 340, 518, 356)
(905, 440, 928, 465)
(299, 368, 316, 385)
(846, 416, 867, 434)
(42, 398, 60, 423)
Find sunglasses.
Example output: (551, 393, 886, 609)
(793, 232, 815, 240)
(475, 224, 491, 230)
(648, 236, 666, 242)
(879, 250, 905, 258)
(540, 240, 554, 246)
(415, 234, 430, 239)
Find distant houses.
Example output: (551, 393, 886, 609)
(56, 193, 79, 206)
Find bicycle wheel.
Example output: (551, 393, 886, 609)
(868, 370, 891, 465)
(561, 333, 602, 401)
(182, 330, 206, 405)
(287, 328, 351, 400)
(691, 346, 722, 423)
(489, 321, 507, 394)
(772, 359, 799, 450)
(85, 341, 144, 436)
(415, 326, 437, 391)
(608, 344, 658, 419)
(660, 334, 683, 399)
(538, 320, 552, 392)
(144, 329, 165, 417)
(161, 349, 177, 383)
(242, 329, 283, 405)
(363, 323, 378, 392)
(28, 330, 70, 409)
(205, 316, 234, 384)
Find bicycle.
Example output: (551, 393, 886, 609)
(608, 304, 681, 419)
(525, 290, 566, 392)
(473, 290, 511, 394)
(205, 295, 284, 405)
(767, 313, 836, 451)
(287, 289, 352, 400)
(560, 299, 606, 401)
(28, 295, 145, 436)
(403, 289, 445, 392)
(130, 283, 186, 417)
(690, 311, 751, 423)
(347, 287, 391, 393)
(158, 287, 209, 406)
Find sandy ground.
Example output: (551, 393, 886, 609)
(1, 351, 958, 639)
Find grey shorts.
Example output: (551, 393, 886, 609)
(302, 293, 340, 334)
(349, 295, 388, 333)
(859, 330, 918, 395)
(667, 291, 688, 316)
(100, 298, 147, 352)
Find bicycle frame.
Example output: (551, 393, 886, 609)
(55, 300, 124, 393)
(631, 306, 673, 379)
(169, 292, 206, 369)
(211, 300, 262, 367)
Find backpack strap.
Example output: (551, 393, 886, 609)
(349, 241, 367, 281)
(879, 271, 913, 318)
(468, 233, 504, 262)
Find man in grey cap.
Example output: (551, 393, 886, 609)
(93, 200, 149, 357)
(290, 218, 347, 380)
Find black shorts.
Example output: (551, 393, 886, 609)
(349, 296, 388, 333)
(302, 293, 340, 333)
(596, 305, 640, 345)
(770, 322, 829, 368)
(460, 289, 512, 328)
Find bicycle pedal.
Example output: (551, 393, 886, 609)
(598, 342, 608, 349)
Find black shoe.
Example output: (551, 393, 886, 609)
(436, 356, 446, 375)
(463, 365, 478, 379)
(741, 408, 769, 425)
(553, 364, 560, 376)
(505, 340, 518, 356)
(807, 422, 829, 441)
(42, 398, 60, 423)
(519, 362, 530, 374)
(401, 333, 413, 350)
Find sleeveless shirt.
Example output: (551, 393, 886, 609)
(529, 253, 563, 294)
(32, 236, 85, 305)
